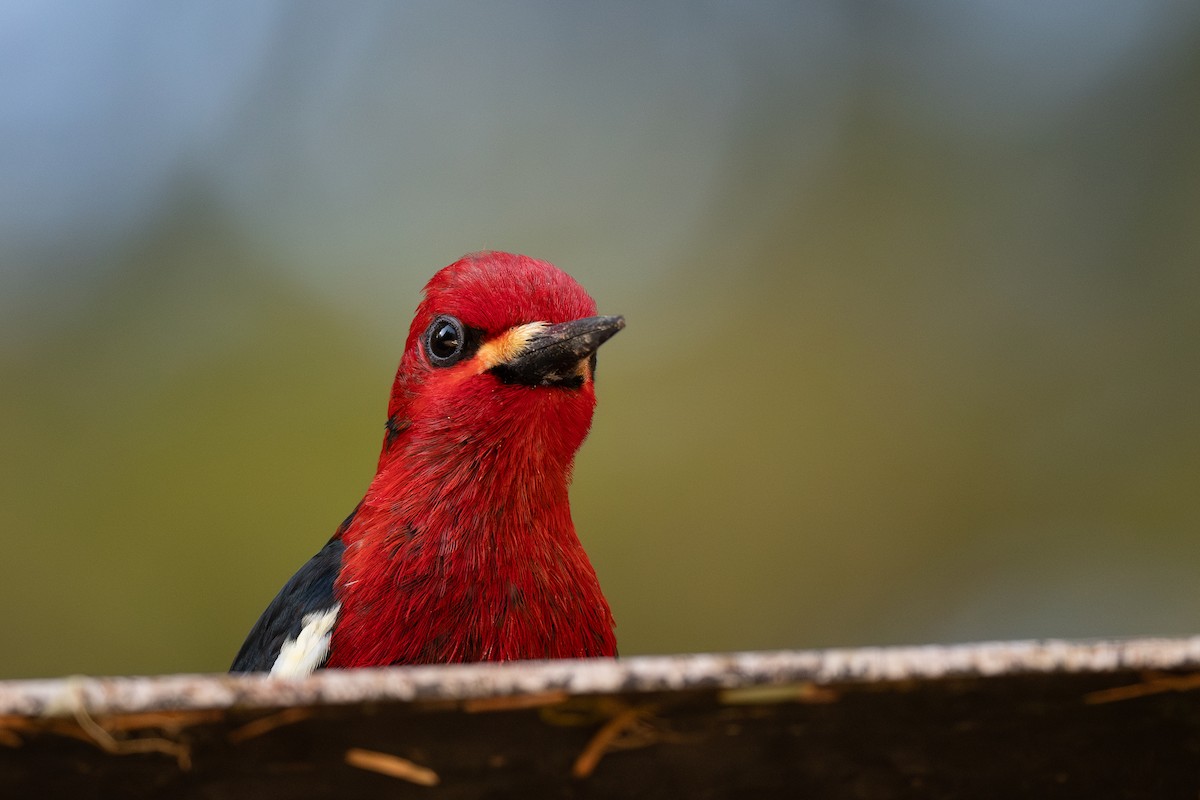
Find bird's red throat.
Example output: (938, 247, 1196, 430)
(327, 377, 616, 666)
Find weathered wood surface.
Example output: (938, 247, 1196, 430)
(2, 638, 1199, 798)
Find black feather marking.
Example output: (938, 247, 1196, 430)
(385, 413, 410, 446)
(229, 537, 344, 673)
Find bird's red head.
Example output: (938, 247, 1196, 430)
(379, 251, 623, 480)
(329, 252, 621, 665)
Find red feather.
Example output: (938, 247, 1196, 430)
(325, 252, 617, 666)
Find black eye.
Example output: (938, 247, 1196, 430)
(425, 315, 466, 366)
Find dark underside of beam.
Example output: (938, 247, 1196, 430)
(2, 641, 1199, 799)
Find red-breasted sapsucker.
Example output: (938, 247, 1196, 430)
(231, 252, 621, 675)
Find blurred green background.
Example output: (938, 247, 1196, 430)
(2, 3, 1199, 679)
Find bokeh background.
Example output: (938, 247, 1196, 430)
(3, 2, 1199, 679)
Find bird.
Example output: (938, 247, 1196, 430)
(230, 251, 622, 675)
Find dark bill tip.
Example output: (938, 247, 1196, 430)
(493, 315, 625, 387)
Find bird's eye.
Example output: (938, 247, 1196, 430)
(425, 315, 466, 366)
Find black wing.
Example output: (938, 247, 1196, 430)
(229, 536, 345, 673)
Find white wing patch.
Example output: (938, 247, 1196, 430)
(270, 603, 341, 678)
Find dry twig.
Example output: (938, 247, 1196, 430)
(572, 704, 658, 779)
(1085, 672, 1200, 705)
(227, 707, 314, 743)
(345, 747, 440, 786)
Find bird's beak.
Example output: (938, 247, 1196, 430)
(493, 315, 625, 388)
